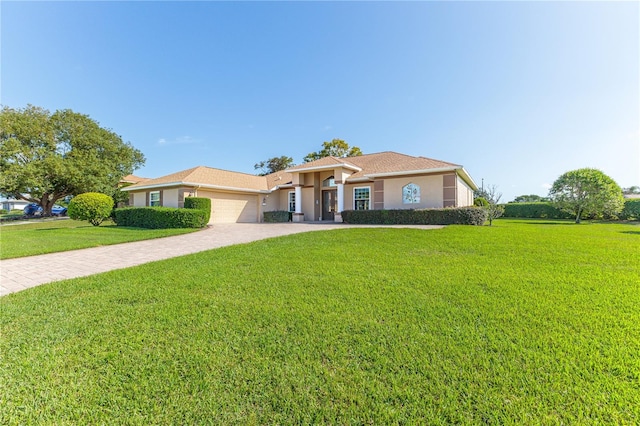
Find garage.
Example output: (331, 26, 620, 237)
(201, 190, 259, 223)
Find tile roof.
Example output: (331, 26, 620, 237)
(124, 166, 271, 192)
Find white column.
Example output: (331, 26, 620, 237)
(335, 183, 344, 223)
(336, 183, 344, 212)
(294, 186, 302, 214)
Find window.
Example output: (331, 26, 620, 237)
(288, 191, 296, 212)
(402, 183, 421, 204)
(322, 176, 336, 187)
(354, 187, 370, 210)
(149, 191, 160, 207)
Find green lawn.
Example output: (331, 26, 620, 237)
(1, 220, 639, 423)
(0, 219, 199, 259)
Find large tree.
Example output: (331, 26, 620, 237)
(254, 155, 294, 176)
(0, 105, 145, 215)
(303, 139, 362, 163)
(549, 168, 624, 223)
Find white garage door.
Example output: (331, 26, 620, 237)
(205, 192, 259, 223)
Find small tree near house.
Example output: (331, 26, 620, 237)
(484, 185, 504, 226)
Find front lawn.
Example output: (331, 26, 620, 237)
(0, 219, 199, 259)
(1, 220, 639, 423)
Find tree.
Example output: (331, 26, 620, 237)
(303, 139, 362, 163)
(254, 156, 294, 176)
(484, 184, 504, 226)
(549, 168, 624, 223)
(622, 186, 640, 195)
(68, 192, 113, 226)
(511, 194, 549, 203)
(0, 105, 145, 215)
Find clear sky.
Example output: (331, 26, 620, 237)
(2, 1, 638, 202)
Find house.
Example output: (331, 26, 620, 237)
(122, 151, 478, 223)
(0, 197, 30, 212)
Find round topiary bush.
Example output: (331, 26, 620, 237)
(68, 192, 114, 226)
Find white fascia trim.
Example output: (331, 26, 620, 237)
(457, 168, 479, 191)
(122, 181, 270, 194)
(271, 183, 294, 191)
(286, 163, 362, 173)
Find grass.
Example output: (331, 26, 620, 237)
(1, 219, 639, 423)
(0, 219, 199, 259)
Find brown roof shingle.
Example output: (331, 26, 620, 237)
(125, 166, 271, 192)
(285, 151, 460, 179)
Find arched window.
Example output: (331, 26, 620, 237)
(402, 183, 420, 204)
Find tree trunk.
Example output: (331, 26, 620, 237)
(41, 195, 55, 216)
(575, 207, 582, 224)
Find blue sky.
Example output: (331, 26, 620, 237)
(2, 1, 638, 202)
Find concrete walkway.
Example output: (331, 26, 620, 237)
(0, 223, 443, 296)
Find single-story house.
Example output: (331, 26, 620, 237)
(122, 151, 478, 223)
(0, 197, 30, 211)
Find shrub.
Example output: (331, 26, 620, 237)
(264, 211, 291, 223)
(619, 199, 640, 220)
(474, 197, 489, 207)
(503, 202, 573, 219)
(341, 208, 487, 226)
(113, 207, 207, 229)
(184, 197, 211, 223)
(68, 192, 114, 226)
(0, 209, 8, 215)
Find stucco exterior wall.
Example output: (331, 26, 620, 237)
(457, 177, 474, 207)
(132, 192, 146, 207)
(162, 188, 179, 208)
(382, 175, 444, 209)
(302, 187, 315, 221)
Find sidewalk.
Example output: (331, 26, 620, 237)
(0, 223, 442, 296)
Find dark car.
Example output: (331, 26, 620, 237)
(24, 203, 68, 217)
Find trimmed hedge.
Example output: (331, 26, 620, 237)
(184, 197, 211, 223)
(264, 211, 291, 223)
(502, 202, 573, 219)
(113, 207, 207, 229)
(341, 208, 487, 226)
(620, 199, 640, 220)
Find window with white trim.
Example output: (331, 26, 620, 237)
(149, 191, 161, 207)
(288, 191, 296, 212)
(354, 187, 370, 210)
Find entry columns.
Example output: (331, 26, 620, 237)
(292, 185, 304, 222)
(335, 183, 344, 223)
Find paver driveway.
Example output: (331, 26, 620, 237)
(0, 223, 442, 296)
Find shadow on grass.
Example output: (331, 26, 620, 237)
(519, 221, 576, 226)
(620, 231, 640, 235)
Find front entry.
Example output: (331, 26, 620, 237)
(322, 190, 337, 221)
